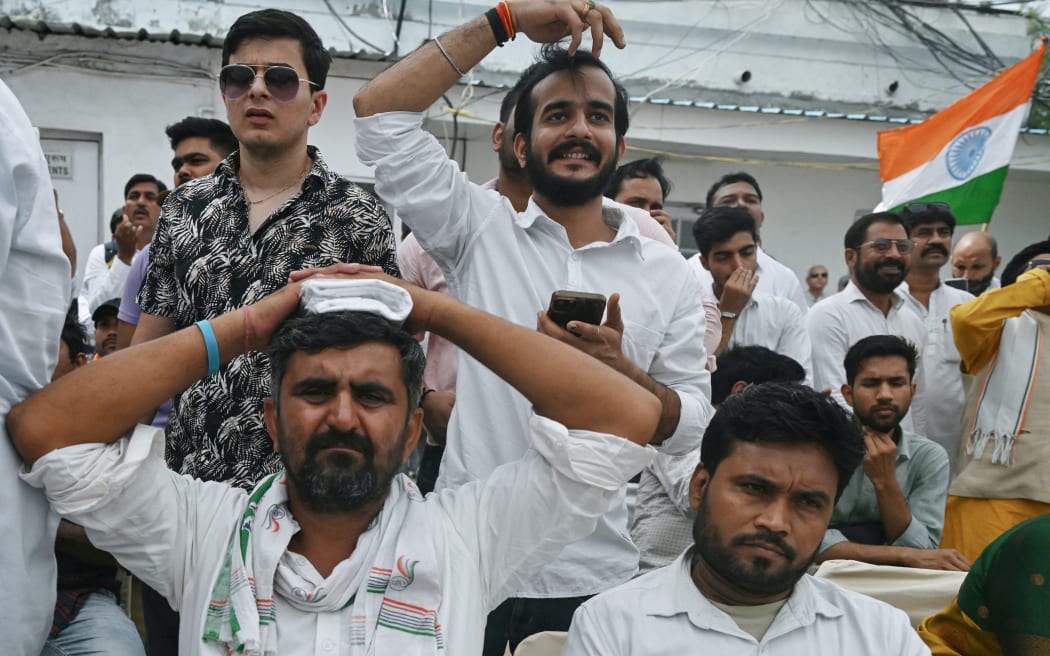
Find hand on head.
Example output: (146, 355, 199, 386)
(512, 0, 626, 56)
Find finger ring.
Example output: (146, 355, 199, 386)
(582, 0, 596, 18)
(594, 325, 601, 339)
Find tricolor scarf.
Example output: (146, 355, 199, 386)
(202, 471, 445, 654)
(965, 311, 1043, 467)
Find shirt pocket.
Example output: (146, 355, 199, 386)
(621, 319, 663, 369)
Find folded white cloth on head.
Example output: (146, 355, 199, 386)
(299, 278, 413, 325)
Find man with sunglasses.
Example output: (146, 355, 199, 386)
(805, 212, 926, 427)
(898, 203, 973, 475)
(805, 265, 829, 306)
(135, 8, 398, 499)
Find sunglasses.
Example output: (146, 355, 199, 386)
(1027, 258, 1050, 271)
(903, 201, 951, 215)
(856, 238, 915, 254)
(219, 64, 318, 102)
(808, 272, 828, 278)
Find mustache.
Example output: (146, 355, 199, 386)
(304, 429, 374, 461)
(922, 244, 948, 257)
(548, 140, 601, 163)
(732, 530, 796, 561)
(875, 259, 904, 272)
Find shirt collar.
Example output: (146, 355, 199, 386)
(216, 145, 329, 193)
(645, 549, 844, 637)
(842, 280, 905, 311)
(517, 197, 646, 258)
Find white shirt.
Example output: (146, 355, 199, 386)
(563, 549, 930, 656)
(22, 417, 654, 656)
(689, 247, 809, 314)
(725, 292, 813, 384)
(805, 282, 927, 429)
(356, 111, 712, 597)
(0, 79, 71, 655)
(77, 241, 133, 331)
(899, 281, 974, 474)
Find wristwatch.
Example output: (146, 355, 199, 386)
(720, 310, 738, 320)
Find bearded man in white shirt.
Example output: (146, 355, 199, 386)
(564, 382, 930, 655)
(689, 172, 809, 313)
(693, 206, 812, 382)
(8, 269, 660, 656)
(805, 212, 926, 422)
(353, 4, 713, 652)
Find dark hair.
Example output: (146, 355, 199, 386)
(604, 157, 672, 201)
(223, 9, 332, 91)
(900, 202, 956, 234)
(699, 382, 864, 498)
(123, 174, 166, 199)
(1001, 239, 1050, 286)
(711, 346, 806, 405)
(512, 44, 629, 144)
(268, 312, 425, 414)
(165, 116, 238, 158)
(60, 302, 86, 362)
(705, 172, 762, 208)
(843, 335, 918, 386)
(843, 211, 909, 250)
(691, 206, 758, 258)
(109, 207, 124, 235)
(499, 60, 545, 124)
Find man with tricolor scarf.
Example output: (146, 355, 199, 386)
(939, 241, 1050, 562)
(6, 266, 660, 655)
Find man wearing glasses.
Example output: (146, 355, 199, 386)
(898, 203, 973, 475)
(805, 212, 926, 427)
(134, 8, 399, 491)
(804, 265, 829, 306)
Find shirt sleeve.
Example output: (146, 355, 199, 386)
(806, 303, 850, 405)
(77, 245, 108, 324)
(85, 256, 131, 315)
(699, 287, 721, 372)
(355, 112, 503, 275)
(20, 426, 245, 609)
(428, 414, 654, 609)
(562, 601, 624, 656)
(951, 269, 1050, 374)
(649, 265, 714, 455)
(892, 441, 950, 549)
(776, 300, 814, 386)
(648, 449, 701, 514)
(117, 247, 149, 325)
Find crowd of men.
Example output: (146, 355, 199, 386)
(2, 1, 1049, 654)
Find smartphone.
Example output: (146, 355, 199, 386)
(547, 290, 607, 332)
(944, 278, 971, 293)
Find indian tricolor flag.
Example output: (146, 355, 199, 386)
(877, 38, 1047, 225)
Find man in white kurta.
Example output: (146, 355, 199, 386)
(10, 272, 660, 656)
(0, 79, 71, 654)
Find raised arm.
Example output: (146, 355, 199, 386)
(352, 0, 625, 118)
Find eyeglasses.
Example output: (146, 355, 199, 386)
(855, 238, 915, 254)
(1026, 258, 1050, 271)
(903, 201, 951, 215)
(219, 64, 318, 102)
(808, 272, 828, 278)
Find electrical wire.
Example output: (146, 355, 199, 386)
(321, 0, 390, 55)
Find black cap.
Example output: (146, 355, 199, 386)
(91, 298, 121, 323)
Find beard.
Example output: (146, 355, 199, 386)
(854, 258, 907, 294)
(691, 490, 815, 598)
(855, 403, 906, 434)
(525, 139, 618, 208)
(968, 271, 996, 295)
(281, 427, 405, 514)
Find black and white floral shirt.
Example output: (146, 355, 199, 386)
(139, 147, 399, 489)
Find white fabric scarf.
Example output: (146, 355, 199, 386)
(965, 311, 1043, 466)
(203, 471, 445, 654)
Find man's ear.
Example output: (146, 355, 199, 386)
(491, 122, 505, 153)
(699, 254, 711, 272)
(841, 383, 854, 409)
(307, 89, 328, 127)
(402, 407, 424, 464)
(514, 132, 528, 169)
(689, 464, 710, 512)
(73, 353, 89, 368)
(844, 247, 857, 270)
(730, 380, 749, 396)
(264, 398, 280, 452)
(617, 135, 626, 161)
(993, 255, 1002, 271)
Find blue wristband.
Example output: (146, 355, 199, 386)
(195, 320, 220, 376)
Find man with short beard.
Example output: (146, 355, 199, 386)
(898, 203, 973, 474)
(817, 335, 968, 571)
(805, 212, 926, 424)
(354, 8, 712, 651)
(564, 383, 928, 654)
(8, 270, 661, 655)
(951, 231, 1001, 295)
